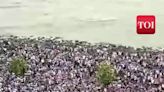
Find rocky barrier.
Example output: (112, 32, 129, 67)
(0, 36, 164, 92)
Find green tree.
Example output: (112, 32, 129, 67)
(9, 58, 28, 76)
(96, 62, 117, 86)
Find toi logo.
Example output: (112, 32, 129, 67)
(137, 15, 155, 34)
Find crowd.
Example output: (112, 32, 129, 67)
(0, 35, 164, 92)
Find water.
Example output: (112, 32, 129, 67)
(0, 0, 164, 48)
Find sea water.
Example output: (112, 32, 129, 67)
(0, 0, 164, 48)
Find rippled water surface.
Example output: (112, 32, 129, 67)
(0, 0, 164, 48)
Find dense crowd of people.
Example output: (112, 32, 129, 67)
(0, 35, 164, 92)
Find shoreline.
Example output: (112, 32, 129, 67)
(0, 35, 163, 51)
